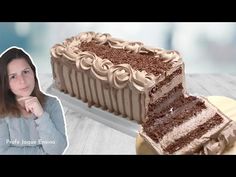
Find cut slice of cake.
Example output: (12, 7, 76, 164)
(50, 32, 186, 123)
(140, 95, 236, 154)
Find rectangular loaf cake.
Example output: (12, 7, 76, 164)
(50, 32, 186, 123)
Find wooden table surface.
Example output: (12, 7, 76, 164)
(38, 73, 236, 154)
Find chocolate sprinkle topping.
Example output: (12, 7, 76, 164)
(80, 41, 174, 76)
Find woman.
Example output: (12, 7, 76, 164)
(0, 47, 68, 154)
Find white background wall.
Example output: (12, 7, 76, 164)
(1, 22, 236, 74)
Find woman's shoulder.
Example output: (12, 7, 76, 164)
(43, 94, 64, 118)
(0, 118, 6, 124)
(44, 94, 62, 109)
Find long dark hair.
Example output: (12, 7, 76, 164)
(0, 47, 45, 118)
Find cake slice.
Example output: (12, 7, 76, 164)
(140, 95, 236, 154)
(50, 32, 186, 123)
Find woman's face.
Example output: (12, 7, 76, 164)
(7, 58, 35, 99)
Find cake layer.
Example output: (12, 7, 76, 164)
(147, 84, 184, 117)
(51, 32, 185, 123)
(165, 113, 224, 154)
(149, 67, 182, 96)
(144, 98, 207, 143)
(140, 95, 236, 154)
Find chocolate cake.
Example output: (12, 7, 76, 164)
(140, 95, 236, 154)
(50, 32, 185, 123)
(50, 32, 236, 154)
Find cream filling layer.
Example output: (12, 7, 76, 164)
(151, 74, 183, 103)
(174, 117, 230, 155)
(159, 107, 216, 150)
(149, 87, 183, 115)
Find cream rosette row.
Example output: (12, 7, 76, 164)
(90, 32, 181, 61)
(50, 32, 108, 60)
(75, 31, 112, 45)
(51, 32, 181, 63)
(51, 43, 81, 61)
(50, 32, 96, 60)
(75, 51, 155, 92)
(108, 64, 155, 91)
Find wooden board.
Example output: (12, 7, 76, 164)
(136, 96, 236, 155)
